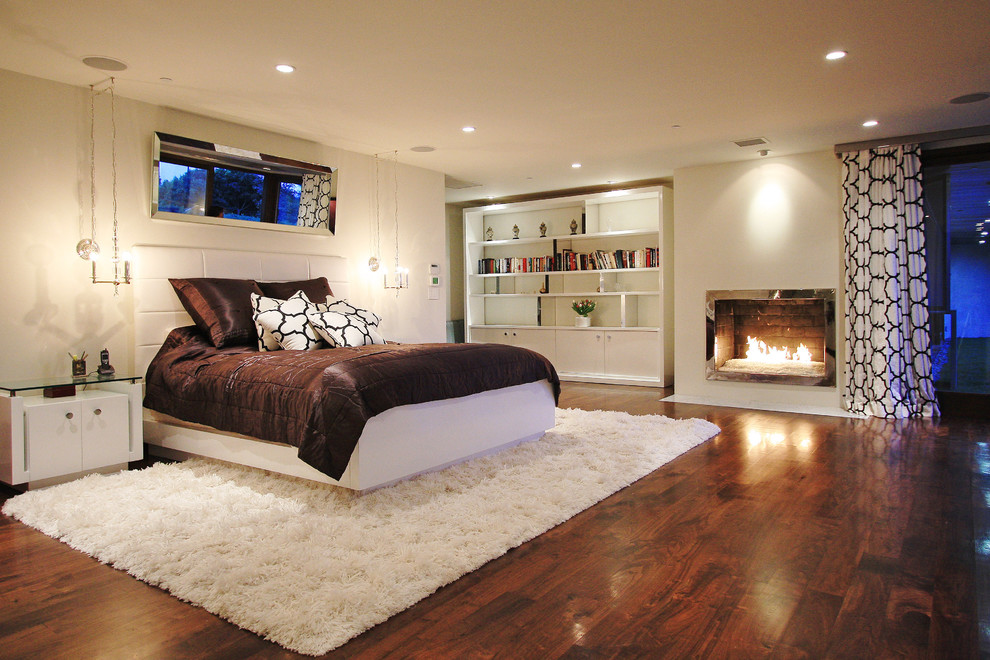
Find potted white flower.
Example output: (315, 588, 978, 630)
(572, 299, 596, 327)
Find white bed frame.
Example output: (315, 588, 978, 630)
(133, 245, 556, 491)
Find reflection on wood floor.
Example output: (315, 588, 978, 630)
(0, 381, 984, 658)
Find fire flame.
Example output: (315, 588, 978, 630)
(745, 336, 812, 363)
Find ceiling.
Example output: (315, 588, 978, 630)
(1, 0, 989, 203)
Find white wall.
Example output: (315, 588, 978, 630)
(673, 150, 844, 410)
(0, 68, 446, 381)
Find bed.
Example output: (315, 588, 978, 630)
(133, 245, 558, 491)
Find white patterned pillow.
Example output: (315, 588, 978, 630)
(307, 300, 385, 347)
(324, 299, 382, 326)
(251, 291, 325, 351)
(251, 293, 284, 351)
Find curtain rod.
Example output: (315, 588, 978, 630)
(834, 124, 990, 154)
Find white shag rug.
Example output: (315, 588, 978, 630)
(2, 407, 719, 656)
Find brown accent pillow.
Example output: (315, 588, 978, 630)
(169, 278, 263, 348)
(257, 277, 333, 303)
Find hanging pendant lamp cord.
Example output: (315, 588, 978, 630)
(392, 150, 399, 273)
(88, 84, 97, 244)
(373, 154, 381, 261)
(109, 78, 119, 295)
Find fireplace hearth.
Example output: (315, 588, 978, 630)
(706, 289, 836, 387)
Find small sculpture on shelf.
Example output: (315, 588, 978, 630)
(512, 224, 520, 239)
(539, 284, 548, 294)
(569, 218, 578, 235)
(539, 222, 547, 238)
(485, 227, 494, 241)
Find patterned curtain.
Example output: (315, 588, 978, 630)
(297, 173, 334, 230)
(841, 144, 939, 417)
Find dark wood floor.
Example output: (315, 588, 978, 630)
(1, 382, 985, 658)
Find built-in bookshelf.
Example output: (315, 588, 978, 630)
(463, 186, 673, 386)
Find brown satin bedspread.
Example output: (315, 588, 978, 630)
(143, 327, 560, 479)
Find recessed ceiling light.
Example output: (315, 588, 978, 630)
(862, 119, 879, 127)
(462, 126, 476, 133)
(950, 92, 990, 104)
(82, 56, 128, 71)
(275, 64, 295, 73)
(571, 163, 582, 169)
(825, 50, 847, 60)
(410, 145, 436, 152)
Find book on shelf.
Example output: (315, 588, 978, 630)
(477, 247, 658, 274)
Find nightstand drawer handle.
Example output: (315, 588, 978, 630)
(65, 412, 74, 420)
(94, 408, 102, 416)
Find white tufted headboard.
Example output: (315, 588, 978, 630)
(132, 245, 349, 376)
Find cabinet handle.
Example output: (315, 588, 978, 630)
(94, 408, 102, 416)
(65, 412, 74, 420)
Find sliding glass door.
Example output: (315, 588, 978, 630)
(923, 146, 990, 411)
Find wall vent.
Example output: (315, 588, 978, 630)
(733, 137, 770, 148)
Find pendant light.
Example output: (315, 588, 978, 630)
(377, 151, 408, 291)
(76, 77, 130, 294)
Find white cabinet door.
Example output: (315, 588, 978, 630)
(554, 330, 605, 375)
(24, 399, 82, 481)
(81, 394, 129, 470)
(23, 391, 130, 481)
(469, 327, 555, 364)
(508, 328, 555, 364)
(605, 330, 660, 379)
(469, 327, 512, 345)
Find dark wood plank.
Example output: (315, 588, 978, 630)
(0, 382, 983, 658)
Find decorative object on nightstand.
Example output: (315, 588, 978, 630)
(572, 299, 596, 327)
(69, 351, 87, 377)
(539, 222, 547, 237)
(512, 224, 520, 239)
(570, 218, 578, 235)
(485, 227, 493, 241)
(97, 348, 115, 376)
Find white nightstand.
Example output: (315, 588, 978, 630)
(0, 374, 143, 488)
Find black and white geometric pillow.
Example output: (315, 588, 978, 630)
(307, 302, 385, 348)
(251, 291, 325, 351)
(324, 299, 382, 327)
(251, 293, 286, 351)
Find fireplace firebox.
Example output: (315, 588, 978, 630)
(706, 289, 836, 387)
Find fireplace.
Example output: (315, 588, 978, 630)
(706, 289, 836, 387)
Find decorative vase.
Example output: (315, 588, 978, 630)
(575, 315, 591, 328)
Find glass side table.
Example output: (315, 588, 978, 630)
(0, 373, 141, 397)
